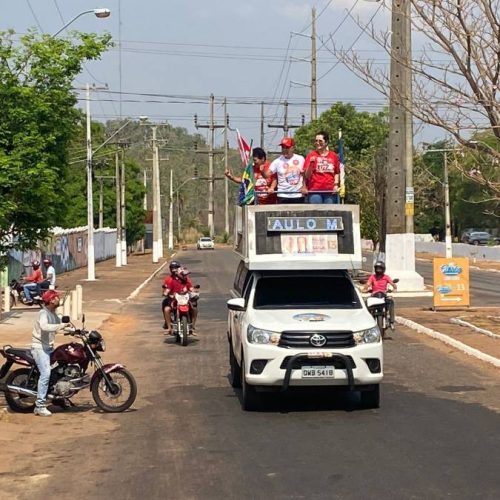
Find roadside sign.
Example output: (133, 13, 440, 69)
(405, 203, 414, 216)
(433, 257, 470, 308)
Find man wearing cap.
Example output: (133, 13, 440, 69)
(265, 137, 306, 204)
(31, 290, 69, 416)
(23, 260, 44, 304)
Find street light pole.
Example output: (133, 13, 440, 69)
(52, 8, 111, 37)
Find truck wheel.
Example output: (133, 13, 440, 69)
(360, 385, 380, 409)
(241, 357, 260, 411)
(229, 341, 242, 388)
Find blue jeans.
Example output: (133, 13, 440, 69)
(308, 192, 339, 204)
(32, 346, 53, 408)
(23, 283, 39, 301)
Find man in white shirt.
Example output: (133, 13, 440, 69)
(266, 137, 306, 203)
(42, 258, 56, 290)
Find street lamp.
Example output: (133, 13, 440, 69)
(422, 147, 456, 258)
(53, 8, 111, 37)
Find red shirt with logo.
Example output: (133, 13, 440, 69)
(163, 275, 193, 295)
(304, 150, 340, 192)
(254, 161, 276, 205)
(367, 274, 394, 294)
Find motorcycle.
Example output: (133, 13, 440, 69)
(171, 286, 200, 347)
(0, 315, 137, 413)
(9, 276, 48, 307)
(365, 279, 399, 339)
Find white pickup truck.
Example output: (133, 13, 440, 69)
(227, 205, 382, 411)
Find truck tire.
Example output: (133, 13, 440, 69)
(360, 385, 380, 409)
(229, 341, 242, 388)
(241, 357, 261, 411)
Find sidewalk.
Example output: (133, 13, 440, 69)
(0, 252, 170, 346)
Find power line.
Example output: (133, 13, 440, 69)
(25, 0, 43, 31)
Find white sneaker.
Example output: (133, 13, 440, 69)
(34, 407, 52, 417)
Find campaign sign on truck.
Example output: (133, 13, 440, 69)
(433, 257, 470, 308)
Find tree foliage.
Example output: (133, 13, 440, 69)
(0, 30, 112, 255)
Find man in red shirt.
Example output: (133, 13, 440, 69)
(23, 260, 44, 304)
(162, 261, 194, 335)
(304, 131, 340, 204)
(363, 261, 397, 327)
(225, 147, 277, 205)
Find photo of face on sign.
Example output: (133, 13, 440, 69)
(281, 234, 338, 255)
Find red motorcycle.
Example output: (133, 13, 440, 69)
(171, 287, 199, 346)
(0, 316, 137, 413)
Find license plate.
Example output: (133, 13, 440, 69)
(301, 366, 335, 378)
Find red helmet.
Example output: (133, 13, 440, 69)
(42, 290, 61, 304)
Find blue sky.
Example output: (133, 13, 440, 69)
(4, 1, 438, 149)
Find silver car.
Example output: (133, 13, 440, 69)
(197, 237, 215, 250)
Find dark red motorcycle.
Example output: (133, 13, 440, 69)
(0, 316, 137, 413)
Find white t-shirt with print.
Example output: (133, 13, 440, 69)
(269, 153, 305, 198)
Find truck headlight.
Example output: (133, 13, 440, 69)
(247, 325, 281, 345)
(353, 326, 381, 344)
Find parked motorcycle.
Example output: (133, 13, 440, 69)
(9, 276, 47, 307)
(365, 279, 399, 339)
(171, 286, 200, 346)
(0, 316, 137, 413)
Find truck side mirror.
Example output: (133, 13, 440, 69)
(227, 297, 246, 311)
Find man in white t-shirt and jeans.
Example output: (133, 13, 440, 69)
(266, 137, 306, 204)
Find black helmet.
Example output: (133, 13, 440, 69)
(374, 261, 386, 272)
(169, 260, 181, 272)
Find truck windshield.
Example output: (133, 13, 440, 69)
(254, 276, 361, 309)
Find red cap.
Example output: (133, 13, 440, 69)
(279, 137, 295, 148)
(42, 290, 61, 304)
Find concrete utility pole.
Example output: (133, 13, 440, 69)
(115, 149, 122, 266)
(268, 101, 305, 136)
(151, 125, 163, 263)
(194, 94, 225, 238)
(385, 0, 424, 291)
(120, 148, 127, 265)
(168, 168, 174, 250)
(260, 102, 265, 148)
(224, 98, 230, 235)
(85, 83, 95, 280)
(311, 6, 318, 121)
(96, 175, 115, 229)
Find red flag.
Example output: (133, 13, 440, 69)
(236, 129, 251, 166)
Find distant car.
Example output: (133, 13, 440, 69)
(465, 231, 500, 245)
(197, 237, 215, 250)
(460, 228, 482, 243)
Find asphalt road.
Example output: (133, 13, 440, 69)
(29, 247, 500, 499)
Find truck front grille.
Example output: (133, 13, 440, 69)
(279, 331, 355, 349)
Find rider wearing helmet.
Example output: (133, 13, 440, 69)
(23, 260, 44, 305)
(161, 261, 194, 335)
(363, 261, 397, 327)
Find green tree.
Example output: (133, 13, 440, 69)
(0, 30, 112, 257)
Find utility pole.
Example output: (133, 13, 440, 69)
(120, 148, 127, 265)
(194, 94, 225, 238)
(268, 100, 305, 137)
(385, 0, 423, 290)
(260, 102, 265, 148)
(311, 6, 317, 121)
(115, 149, 122, 266)
(98, 177, 104, 229)
(168, 167, 174, 250)
(151, 125, 162, 263)
(85, 83, 96, 281)
(224, 98, 230, 235)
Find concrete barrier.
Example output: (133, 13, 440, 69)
(3, 286, 10, 313)
(415, 241, 500, 261)
(76, 285, 83, 319)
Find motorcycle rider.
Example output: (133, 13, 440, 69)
(31, 290, 70, 416)
(162, 261, 194, 335)
(23, 260, 44, 304)
(42, 258, 56, 291)
(363, 261, 397, 328)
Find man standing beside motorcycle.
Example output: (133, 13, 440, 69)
(162, 261, 195, 335)
(31, 290, 70, 416)
(363, 261, 398, 328)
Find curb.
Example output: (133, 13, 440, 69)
(450, 317, 500, 340)
(126, 254, 175, 302)
(396, 316, 500, 369)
